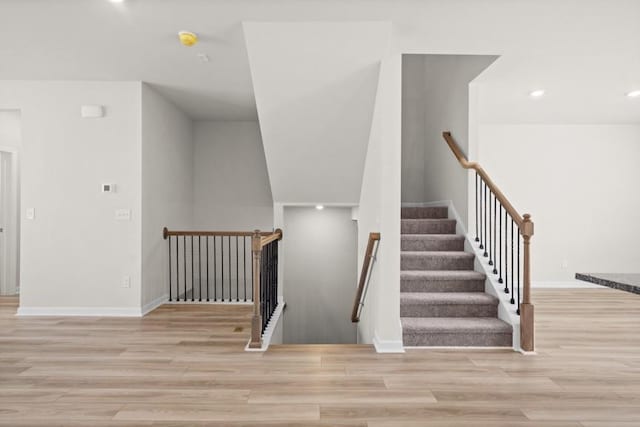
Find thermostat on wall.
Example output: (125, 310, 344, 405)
(81, 105, 104, 118)
(102, 183, 116, 193)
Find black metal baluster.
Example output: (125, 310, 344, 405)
(510, 220, 515, 305)
(198, 236, 202, 301)
(517, 230, 521, 315)
(183, 236, 187, 302)
(228, 236, 231, 302)
(168, 236, 172, 302)
(488, 192, 493, 265)
(243, 237, 247, 302)
(221, 236, 225, 301)
(251, 240, 254, 301)
(214, 236, 217, 302)
(175, 235, 179, 301)
(206, 236, 209, 302)
(479, 179, 484, 250)
(475, 172, 479, 242)
(503, 208, 508, 292)
(191, 236, 195, 302)
(236, 236, 239, 302)
(492, 195, 498, 273)
(483, 182, 488, 258)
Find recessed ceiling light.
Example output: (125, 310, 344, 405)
(626, 90, 640, 98)
(315, 205, 324, 210)
(529, 89, 545, 98)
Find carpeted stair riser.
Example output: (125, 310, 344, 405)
(401, 276, 485, 293)
(401, 219, 456, 235)
(401, 317, 513, 347)
(401, 207, 448, 219)
(401, 252, 474, 271)
(403, 331, 512, 347)
(401, 235, 465, 251)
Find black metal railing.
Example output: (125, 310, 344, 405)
(475, 172, 523, 314)
(260, 238, 278, 333)
(163, 230, 254, 303)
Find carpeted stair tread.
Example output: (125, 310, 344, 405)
(401, 207, 448, 219)
(402, 317, 512, 334)
(401, 292, 498, 305)
(401, 270, 486, 281)
(401, 234, 465, 251)
(401, 251, 475, 271)
(401, 219, 456, 235)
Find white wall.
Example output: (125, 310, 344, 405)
(193, 121, 273, 231)
(0, 111, 21, 295)
(356, 53, 403, 352)
(244, 22, 389, 204)
(141, 84, 193, 310)
(479, 124, 640, 282)
(402, 55, 497, 228)
(0, 81, 143, 313)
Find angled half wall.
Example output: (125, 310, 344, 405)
(243, 22, 390, 204)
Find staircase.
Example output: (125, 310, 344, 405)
(400, 206, 512, 347)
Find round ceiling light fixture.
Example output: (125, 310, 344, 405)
(315, 205, 324, 210)
(529, 89, 545, 98)
(626, 90, 640, 98)
(178, 31, 198, 47)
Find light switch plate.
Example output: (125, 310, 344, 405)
(26, 208, 35, 220)
(122, 276, 131, 288)
(115, 209, 131, 221)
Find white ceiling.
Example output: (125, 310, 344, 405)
(0, 0, 639, 123)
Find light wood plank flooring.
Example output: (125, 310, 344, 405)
(1, 288, 639, 426)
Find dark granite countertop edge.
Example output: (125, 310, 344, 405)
(576, 273, 640, 295)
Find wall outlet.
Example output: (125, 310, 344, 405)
(26, 208, 35, 220)
(561, 260, 569, 269)
(122, 276, 131, 288)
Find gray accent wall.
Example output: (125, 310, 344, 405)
(193, 121, 273, 231)
(401, 54, 498, 229)
(282, 206, 357, 344)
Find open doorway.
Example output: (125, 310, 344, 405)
(0, 110, 21, 296)
(281, 206, 357, 344)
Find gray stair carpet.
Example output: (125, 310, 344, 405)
(401, 207, 512, 347)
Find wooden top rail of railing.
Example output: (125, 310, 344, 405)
(162, 228, 277, 239)
(260, 229, 283, 247)
(351, 232, 381, 323)
(443, 131, 532, 232)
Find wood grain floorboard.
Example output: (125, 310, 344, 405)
(1, 288, 639, 425)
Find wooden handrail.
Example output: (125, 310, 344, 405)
(351, 232, 381, 323)
(443, 131, 527, 229)
(442, 131, 534, 352)
(260, 229, 283, 247)
(162, 228, 275, 239)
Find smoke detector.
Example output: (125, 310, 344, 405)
(178, 31, 198, 47)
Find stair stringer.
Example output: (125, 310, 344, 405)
(401, 200, 520, 351)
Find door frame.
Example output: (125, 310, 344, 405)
(0, 146, 20, 295)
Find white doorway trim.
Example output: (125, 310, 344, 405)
(0, 146, 20, 296)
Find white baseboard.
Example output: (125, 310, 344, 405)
(16, 306, 143, 317)
(373, 334, 405, 353)
(141, 294, 168, 316)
